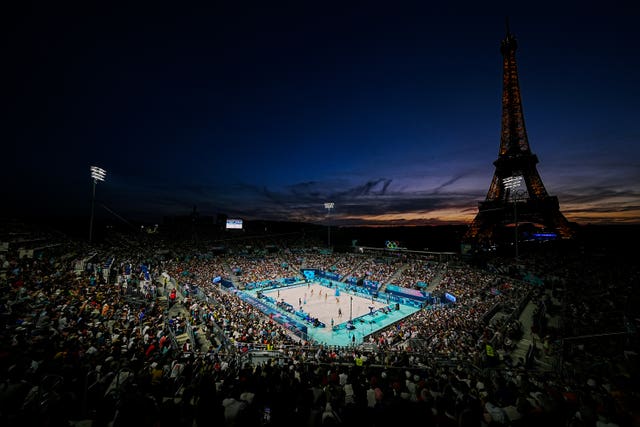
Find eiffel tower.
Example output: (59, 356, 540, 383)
(464, 22, 575, 247)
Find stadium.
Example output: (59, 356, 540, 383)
(1, 219, 637, 427)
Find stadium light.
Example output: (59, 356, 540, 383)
(324, 202, 334, 248)
(89, 166, 107, 243)
(502, 175, 523, 192)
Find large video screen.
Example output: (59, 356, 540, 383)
(226, 219, 243, 229)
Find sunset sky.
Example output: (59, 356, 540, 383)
(5, 3, 639, 227)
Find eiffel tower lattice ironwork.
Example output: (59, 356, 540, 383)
(464, 23, 575, 245)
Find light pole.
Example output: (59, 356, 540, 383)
(89, 166, 106, 243)
(513, 189, 526, 258)
(324, 202, 334, 248)
(503, 176, 526, 258)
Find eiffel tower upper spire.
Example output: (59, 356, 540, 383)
(499, 18, 530, 156)
(502, 16, 516, 53)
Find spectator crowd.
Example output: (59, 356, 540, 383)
(0, 222, 638, 427)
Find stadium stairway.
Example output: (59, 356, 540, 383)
(160, 285, 214, 354)
(378, 264, 409, 293)
(508, 289, 562, 371)
(425, 266, 446, 293)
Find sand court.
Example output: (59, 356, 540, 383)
(265, 282, 389, 328)
(249, 281, 419, 346)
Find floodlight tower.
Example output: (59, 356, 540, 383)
(503, 176, 526, 257)
(324, 202, 334, 248)
(89, 166, 106, 243)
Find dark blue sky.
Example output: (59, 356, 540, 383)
(4, 2, 639, 227)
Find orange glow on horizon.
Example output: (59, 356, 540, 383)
(337, 208, 475, 226)
(327, 203, 640, 227)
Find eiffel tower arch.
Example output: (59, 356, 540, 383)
(464, 22, 575, 248)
